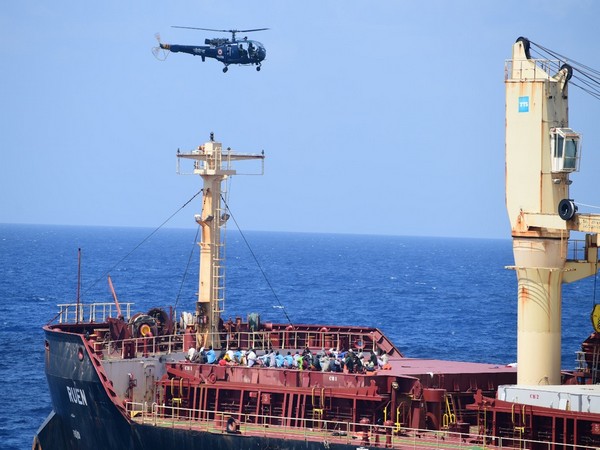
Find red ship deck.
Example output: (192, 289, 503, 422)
(387, 358, 516, 375)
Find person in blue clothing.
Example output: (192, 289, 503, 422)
(234, 348, 243, 364)
(206, 345, 217, 364)
(275, 351, 284, 368)
(284, 351, 294, 368)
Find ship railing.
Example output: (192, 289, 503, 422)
(56, 302, 134, 324)
(225, 329, 388, 354)
(126, 401, 573, 450)
(575, 350, 586, 371)
(96, 333, 185, 359)
(505, 58, 561, 82)
(575, 349, 600, 384)
(90, 324, 396, 360)
(98, 328, 390, 360)
(567, 239, 586, 261)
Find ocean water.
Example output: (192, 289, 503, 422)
(0, 223, 595, 449)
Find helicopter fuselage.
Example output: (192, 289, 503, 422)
(160, 39, 266, 71)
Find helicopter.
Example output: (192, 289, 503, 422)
(153, 26, 268, 73)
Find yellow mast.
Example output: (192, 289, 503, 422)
(505, 38, 600, 385)
(177, 133, 264, 349)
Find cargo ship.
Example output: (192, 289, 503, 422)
(34, 38, 600, 450)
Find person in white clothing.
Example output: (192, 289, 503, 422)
(247, 348, 257, 367)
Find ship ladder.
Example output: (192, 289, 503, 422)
(442, 394, 457, 430)
(382, 401, 400, 433)
(212, 236, 225, 348)
(213, 186, 227, 317)
(170, 378, 184, 415)
(311, 387, 326, 428)
(511, 404, 531, 448)
(210, 189, 227, 349)
(394, 402, 407, 434)
(476, 405, 488, 444)
(383, 402, 390, 423)
(212, 242, 225, 315)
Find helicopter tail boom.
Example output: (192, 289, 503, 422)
(161, 44, 209, 58)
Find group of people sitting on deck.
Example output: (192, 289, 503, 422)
(186, 345, 391, 373)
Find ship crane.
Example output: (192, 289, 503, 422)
(505, 38, 600, 385)
(177, 133, 264, 349)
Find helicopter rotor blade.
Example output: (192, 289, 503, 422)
(152, 32, 168, 61)
(172, 26, 230, 33)
(152, 46, 168, 61)
(237, 28, 269, 33)
(172, 26, 269, 34)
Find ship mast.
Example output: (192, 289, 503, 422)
(177, 134, 264, 349)
(505, 38, 600, 385)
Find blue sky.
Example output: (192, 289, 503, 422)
(2, 1, 600, 239)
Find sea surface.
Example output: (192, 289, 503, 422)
(0, 223, 595, 449)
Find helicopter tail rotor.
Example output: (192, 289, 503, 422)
(152, 33, 169, 61)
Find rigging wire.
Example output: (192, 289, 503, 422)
(174, 225, 201, 311)
(82, 189, 203, 297)
(574, 202, 600, 210)
(220, 194, 294, 327)
(528, 41, 600, 101)
(171, 186, 211, 310)
(530, 41, 600, 77)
